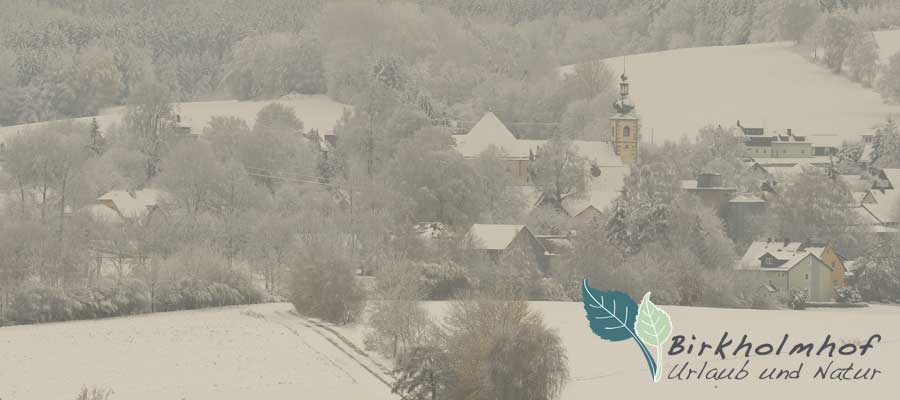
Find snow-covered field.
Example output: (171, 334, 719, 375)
(560, 41, 900, 143)
(0, 94, 350, 144)
(874, 29, 900, 65)
(1, 302, 897, 399)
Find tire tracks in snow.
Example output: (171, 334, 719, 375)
(267, 309, 394, 389)
(261, 310, 359, 384)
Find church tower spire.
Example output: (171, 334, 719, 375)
(609, 62, 640, 165)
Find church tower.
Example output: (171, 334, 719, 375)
(609, 72, 640, 165)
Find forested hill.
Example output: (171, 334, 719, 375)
(2, 0, 899, 129)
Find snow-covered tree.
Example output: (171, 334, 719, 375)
(845, 31, 879, 87)
(872, 117, 900, 169)
(529, 135, 589, 206)
(879, 52, 900, 104)
(392, 345, 450, 400)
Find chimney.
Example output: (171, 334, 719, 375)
(737, 120, 742, 128)
(787, 128, 792, 136)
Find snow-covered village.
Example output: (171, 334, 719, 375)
(2, 1, 900, 399)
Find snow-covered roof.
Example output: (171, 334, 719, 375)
(861, 192, 900, 224)
(739, 240, 804, 269)
(453, 112, 519, 158)
(729, 194, 766, 204)
(465, 224, 527, 250)
(93, 189, 166, 221)
(879, 168, 900, 189)
(860, 171, 900, 224)
(452, 113, 624, 167)
(740, 251, 824, 272)
(751, 157, 831, 166)
(561, 190, 621, 218)
(536, 236, 573, 255)
(804, 247, 826, 259)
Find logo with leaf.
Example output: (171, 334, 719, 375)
(581, 279, 673, 382)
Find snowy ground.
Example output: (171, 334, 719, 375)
(560, 41, 900, 143)
(1, 302, 898, 399)
(0, 94, 349, 144)
(0, 304, 393, 400)
(874, 29, 900, 65)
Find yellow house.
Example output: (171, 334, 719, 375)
(736, 240, 837, 302)
(805, 243, 847, 288)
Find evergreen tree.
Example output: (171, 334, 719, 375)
(87, 117, 106, 155)
(872, 116, 900, 170)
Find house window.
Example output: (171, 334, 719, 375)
(623, 126, 631, 137)
(805, 273, 809, 280)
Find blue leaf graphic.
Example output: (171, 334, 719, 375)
(581, 279, 658, 380)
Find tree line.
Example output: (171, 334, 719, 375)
(4, 0, 900, 128)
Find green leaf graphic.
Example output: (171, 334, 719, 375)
(636, 292, 672, 382)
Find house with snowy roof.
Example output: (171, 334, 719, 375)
(736, 239, 839, 302)
(453, 112, 628, 220)
(464, 224, 549, 271)
(86, 189, 169, 224)
(859, 169, 900, 229)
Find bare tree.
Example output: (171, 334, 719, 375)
(124, 80, 176, 181)
(529, 135, 588, 207)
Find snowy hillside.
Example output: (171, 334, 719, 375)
(874, 29, 900, 65)
(1, 302, 897, 399)
(560, 42, 900, 143)
(0, 95, 349, 144)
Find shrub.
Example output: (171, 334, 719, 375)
(851, 258, 900, 302)
(788, 289, 808, 310)
(6, 280, 151, 324)
(443, 300, 568, 400)
(699, 269, 779, 309)
(528, 278, 571, 301)
(365, 301, 434, 358)
(154, 277, 258, 312)
(420, 261, 471, 300)
(75, 386, 113, 400)
(151, 247, 264, 312)
(289, 243, 365, 325)
(836, 286, 862, 304)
